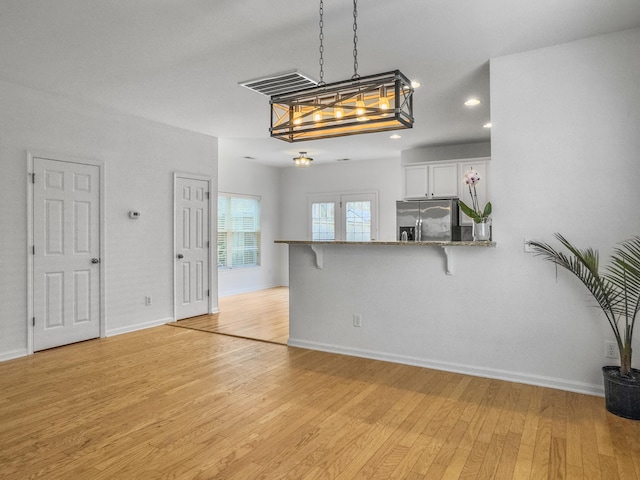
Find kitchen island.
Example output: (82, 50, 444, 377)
(276, 239, 503, 389)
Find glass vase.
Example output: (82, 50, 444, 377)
(473, 218, 491, 241)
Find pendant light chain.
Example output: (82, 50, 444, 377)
(352, 0, 359, 79)
(318, 0, 325, 86)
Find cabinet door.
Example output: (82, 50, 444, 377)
(402, 165, 428, 198)
(429, 163, 458, 198)
(458, 161, 488, 225)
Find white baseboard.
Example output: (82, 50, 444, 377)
(0, 348, 29, 363)
(105, 317, 173, 337)
(287, 338, 604, 397)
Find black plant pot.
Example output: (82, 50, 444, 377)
(602, 366, 640, 420)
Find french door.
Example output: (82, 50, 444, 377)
(309, 192, 378, 241)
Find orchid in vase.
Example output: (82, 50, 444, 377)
(459, 169, 491, 224)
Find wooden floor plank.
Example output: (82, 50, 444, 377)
(1, 288, 640, 479)
(169, 286, 289, 344)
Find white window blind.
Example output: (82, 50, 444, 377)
(218, 193, 261, 268)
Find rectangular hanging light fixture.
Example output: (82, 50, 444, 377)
(270, 70, 414, 143)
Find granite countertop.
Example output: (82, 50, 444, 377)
(275, 240, 495, 247)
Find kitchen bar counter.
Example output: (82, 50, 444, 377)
(275, 240, 494, 247)
(275, 240, 496, 274)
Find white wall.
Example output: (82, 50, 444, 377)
(279, 157, 402, 241)
(0, 80, 218, 361)
(217, 152, 284, 296)
(278, 157, 402, 285)
(401, 141, 491, 164)
(283, 28, 640, 395)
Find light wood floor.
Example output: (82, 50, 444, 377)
(2, 318, 640, 478)
(170, 287, 289, 345)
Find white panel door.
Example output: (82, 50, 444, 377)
(175, 177, 210, 319)
(33, 158, 101, 351)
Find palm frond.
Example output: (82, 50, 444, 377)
(606, 236, 640, 338)
(528, 234, 619, 339)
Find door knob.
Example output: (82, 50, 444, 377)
(177, 254, 184, 259)
(91, 258, 100, 264)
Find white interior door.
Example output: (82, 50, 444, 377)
(32, 157, 101, 351)
(175, 176, 210, 319)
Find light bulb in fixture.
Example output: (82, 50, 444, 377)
(334, 105, 344, 119)
(483, 122, 492, 129)
(464, 98, 481, 107)
(379, 87, 390, 111)
(313, 98, 323, 123)
(355, 94, 365, 116)
(293, 106, 302, 125)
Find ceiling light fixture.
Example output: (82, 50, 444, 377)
(483, 122, 492, 129)
(270, 0, 414, 143)
(293, 152, 313, 168)
(464, 98, 481, 107)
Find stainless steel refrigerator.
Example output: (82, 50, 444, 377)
(396, 198, 461, 242)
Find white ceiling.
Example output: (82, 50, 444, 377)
(1, 1, 639, 167)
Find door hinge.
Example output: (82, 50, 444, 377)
(31, 173, 35, 184)
(207, 241, 210, 248)
(206, 192, 210, 199)
(33, 245, 35, 255)
(32, 317, 35, 327)
(207, 289, 210, 297)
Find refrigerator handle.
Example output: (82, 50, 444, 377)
(415, 219, 419, 242)
(418, 219, 423, 241)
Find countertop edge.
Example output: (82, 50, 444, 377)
(275, 240, 495, 247)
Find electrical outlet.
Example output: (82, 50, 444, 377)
(352, 314, 362, 327)
(605, 341, 618, 359)
(145, 296, 152, 306)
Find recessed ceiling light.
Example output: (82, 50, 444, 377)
(411, 80, 421, 89)
(465, 98, 481, 107)
(483, 122, 492, 129)
(390, 134, 402, 139)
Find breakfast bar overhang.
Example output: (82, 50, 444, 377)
(275, 240, 495, 275)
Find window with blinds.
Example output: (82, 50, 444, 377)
(217, 193, 261, 269)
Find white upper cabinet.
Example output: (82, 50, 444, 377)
(401, 157, 490, 225)
(402, 162, 458, 199)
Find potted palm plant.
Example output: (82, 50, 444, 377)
(529, 234, 640, 420)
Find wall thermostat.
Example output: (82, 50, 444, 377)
(128, 211, 141, 219)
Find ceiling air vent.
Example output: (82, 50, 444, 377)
(239, 70, 317, 97)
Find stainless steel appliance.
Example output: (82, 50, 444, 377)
(397, 198, 461, 241)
